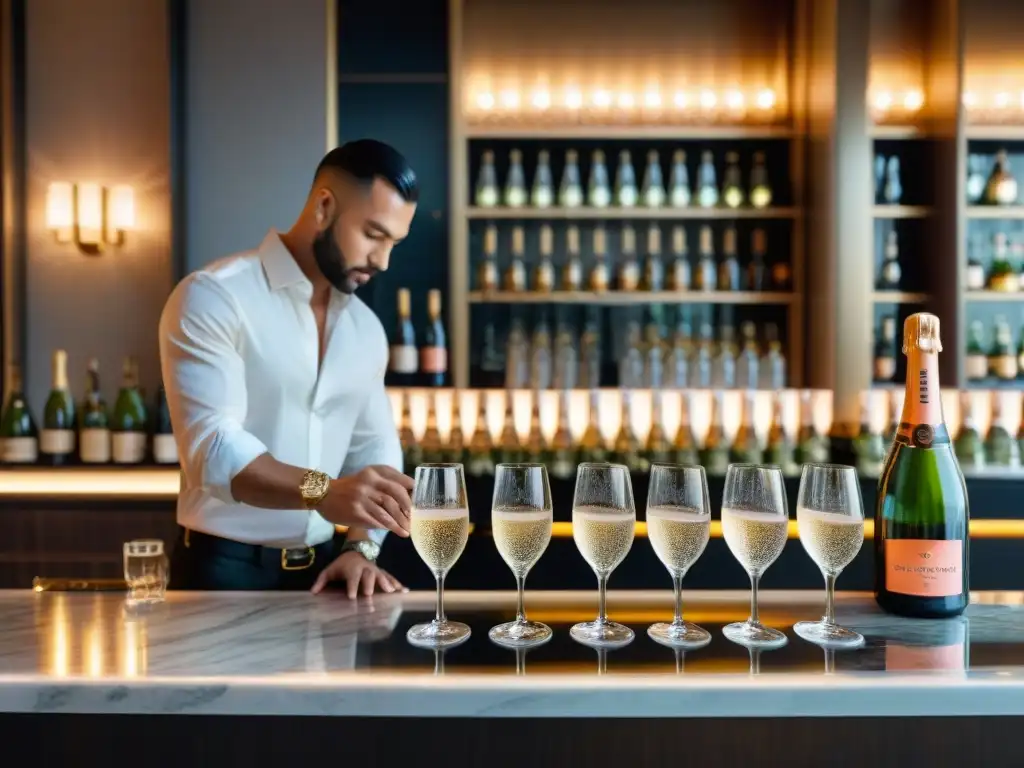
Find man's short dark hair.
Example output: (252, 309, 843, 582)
(314, 139, 419, 203)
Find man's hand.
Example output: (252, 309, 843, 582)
(319, 465, 414, 536)
(311, 550, 407, 598)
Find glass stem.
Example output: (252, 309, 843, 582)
(515, 573, 527, 624)
(672, 571, 684, 627)
(749, 573, 761, 625)
(597, 573, 609, 624)
(434, 571, 446, 624)
(824, 572, 837, 625)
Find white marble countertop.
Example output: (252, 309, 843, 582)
(1, 589, 1024, 718)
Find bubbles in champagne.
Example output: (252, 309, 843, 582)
(646, 506, 710, 573)
(573, 506, 635, 573)
(722, 508, 788, 574)
(411, 508, 470, 573)
(797, 507, 864, 574)
(492, 508, 552, 575)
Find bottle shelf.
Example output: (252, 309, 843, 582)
(466, 206, 800, 220)
(871, 205, 932, 219)
(871, 291, 929, 304)
(965, 290, 1024, 302)
(966, 206, 1024, 220)
(467, 290, 797, 306)
(464, 124, 796, 141)
(869, 125, 928, 140)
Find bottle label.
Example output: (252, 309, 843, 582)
(897, 423, 950, 448)
(152, 434, 179, 464)
(990, 355, 1017, 380)
(670, 188, 690, 207)
(966, 265, 985, 290)
(389, 345, 418, 374)
(3, 437, 38, 463)
(112, 432, 146, 464)
(40, 429, 75, 455)
(420, 347, 448, 374)
(965, 354, 988, 380)
(619, 264, 639, 291)
(885, 539, 963, 597)
(80, 428, 111, 463)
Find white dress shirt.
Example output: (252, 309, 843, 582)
(158, 230, 400, 548)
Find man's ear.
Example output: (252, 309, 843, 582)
(313, 188, 337, 231)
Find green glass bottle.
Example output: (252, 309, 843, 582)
(953, 391, 983, 470)
(151, 384, 178, 465)
(763, 391, 797, 475)
(0, 364, 38, 464)
(40, 349, 76, 465)
(79, 358, 110, 464)
(465, 393, 494, 477)
(984, 393, 1014, 467)
(110, 356, 148, 464)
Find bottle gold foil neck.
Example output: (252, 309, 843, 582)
(903, 312, 943, 354)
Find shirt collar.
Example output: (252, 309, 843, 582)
(258, 229, 310, 292)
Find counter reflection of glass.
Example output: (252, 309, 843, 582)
(645, 464, 712, 648)
(794, 464, 865, 648)
(123, 539, 168, 605)
(721, 464, 789, 648)
(489, 463, 554, 647)
(407, 464, 471, 649)
(570, 462, 636, 648)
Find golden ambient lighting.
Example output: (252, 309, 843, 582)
(45, 181, 135, 255)
(868, 88, 925, 123)
(0, 468, 180, 497)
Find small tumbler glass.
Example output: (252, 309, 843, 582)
(123, 539, 169, 605)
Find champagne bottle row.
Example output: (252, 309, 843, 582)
(475, 147, 777, 210)
(966, 149, 1019, 206)
(965, 315, 1024, 383)
(477, 222, 791, 294)
(0, 353, 176, 466)
(966, 229, 1024, 292)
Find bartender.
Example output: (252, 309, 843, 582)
(159, 139, 418, 596)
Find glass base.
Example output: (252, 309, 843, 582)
(647, 621, 712, 649)
(570, 619, 635, 649)
(723, 620, 788, 649)
(406, 620, 472, 649)
(489, 620, 553, 648)
(794, 620, 865, 649)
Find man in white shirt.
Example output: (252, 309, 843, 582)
(159, 139, 418, 596)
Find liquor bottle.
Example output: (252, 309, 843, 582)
(398, 392, 419, 471)
(560, 149, 584, 208)
(984, 393, 1014, 467)
(524, 391, 548, 463)
(79, 358, 110, 464)
(854, 392, 886, 476)
(0, 364, 38, 464)
(419, 393, 445, 464)
(110, 357, 148, 464)
(692, 322, 714, 388)
(640, 224, 664, 291)
(666, 313, 691, 388)
(696, 151, 719, 208)
(465, 393, 494, 477)
(534, 224, 556, 293)
(747, 228, 767, 291)
(953, 391, 983, 470)
(988, 233, 1015, 291)
(588, 226, 610, 292)
(712, 323, 737, 389)
(578, 390, 608, 463)
(612, 390, 645, 472)
(769, 235, 792, 291)
(619, 321, 644, 388)
(965, 154, 986, 203)
(877, 230, 902, 290)
(496, 391, 524, 464)
(874, 312, 969, 618)
(763, 391, 797, 474)
(989, 315, 1017, 381)
(695, 226, 716, 291)
(446, 397, 466, 465)
(549, 390, 576, 480)
(983, 149, 1018, 205)
(964, 320, 988, 382)
(504, 227, 527, 292)
(722, 152, 744, 208)
(874, 315, 897, 383)
(874, 154, 886, 204)
(730, 391, 762, 463)
(642, 318, 664, 389)
(552, 319, 579, 390)
(40, 349, 76, 465)
(529, 315, 553, 391)
(578, 317, 602, 389)
(641, 150, 665, 208)
(615, 150, 638, 207)
(531, 149, 554, 208)
(151, 384, 178, 465)
(735, 321, 760, 389)
(668, 150, 691, 208)
(420, 289, 448, 387)
(794, 390, 829, 464)
(666, 226, 691, 291)
(699, 391, 729, 474)
(717, 226, 740, 291)
(562, 225, 583, 291)
(477, 225, 499, 293)
(586, 150, 610, 208)
(475, 150, 499, 207)
(749, 151, 772, 208)
(617, 225, 640, 291)
(388, 288, 418, 386)
(504, 148, 527, 207)
(883, 156, 902, 204)
(965, 247, 986, 292)
(672, 393, 699, 465)
(645, 391, 671, 466)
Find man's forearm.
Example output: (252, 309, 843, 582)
(229, 452, 310, 509)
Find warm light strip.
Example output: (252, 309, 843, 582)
(0, 469, 181, 497)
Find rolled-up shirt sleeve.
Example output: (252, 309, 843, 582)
(340, 383, 403, 544)
(159, 274, 269, 504)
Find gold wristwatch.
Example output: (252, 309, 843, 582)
(299, 469, 331, 510)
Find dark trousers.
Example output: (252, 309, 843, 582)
(168, 526, 345, 590)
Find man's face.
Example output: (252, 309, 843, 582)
(313, 178, 417, 294)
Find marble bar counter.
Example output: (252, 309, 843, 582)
(1, 589, 1023, 765)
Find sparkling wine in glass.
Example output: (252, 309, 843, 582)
(721, 463, 789, 648)
(794, 463, 865, 648)
(646, 463, 712, 648)
(407, 463, 472, 649)
(570, 462, 636, 648)
(489, 463, 554, 647)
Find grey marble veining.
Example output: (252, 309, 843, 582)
(2, 589, 1024, 718)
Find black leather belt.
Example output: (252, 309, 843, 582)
(181, 527, 331, 571)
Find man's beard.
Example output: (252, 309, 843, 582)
(312, 225, 375, 294)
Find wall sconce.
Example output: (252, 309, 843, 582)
(45, 182, 134, 255)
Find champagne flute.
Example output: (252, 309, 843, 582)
(721, 463, 789, 648)
(646, 463, 712, 648)
(794, 463, 865, 648)
(406, 463, 472, 649)
(570, 462, 636, 647)
(489, 463, 554, 647)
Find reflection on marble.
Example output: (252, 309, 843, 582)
(3, 590, 1024, 717)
